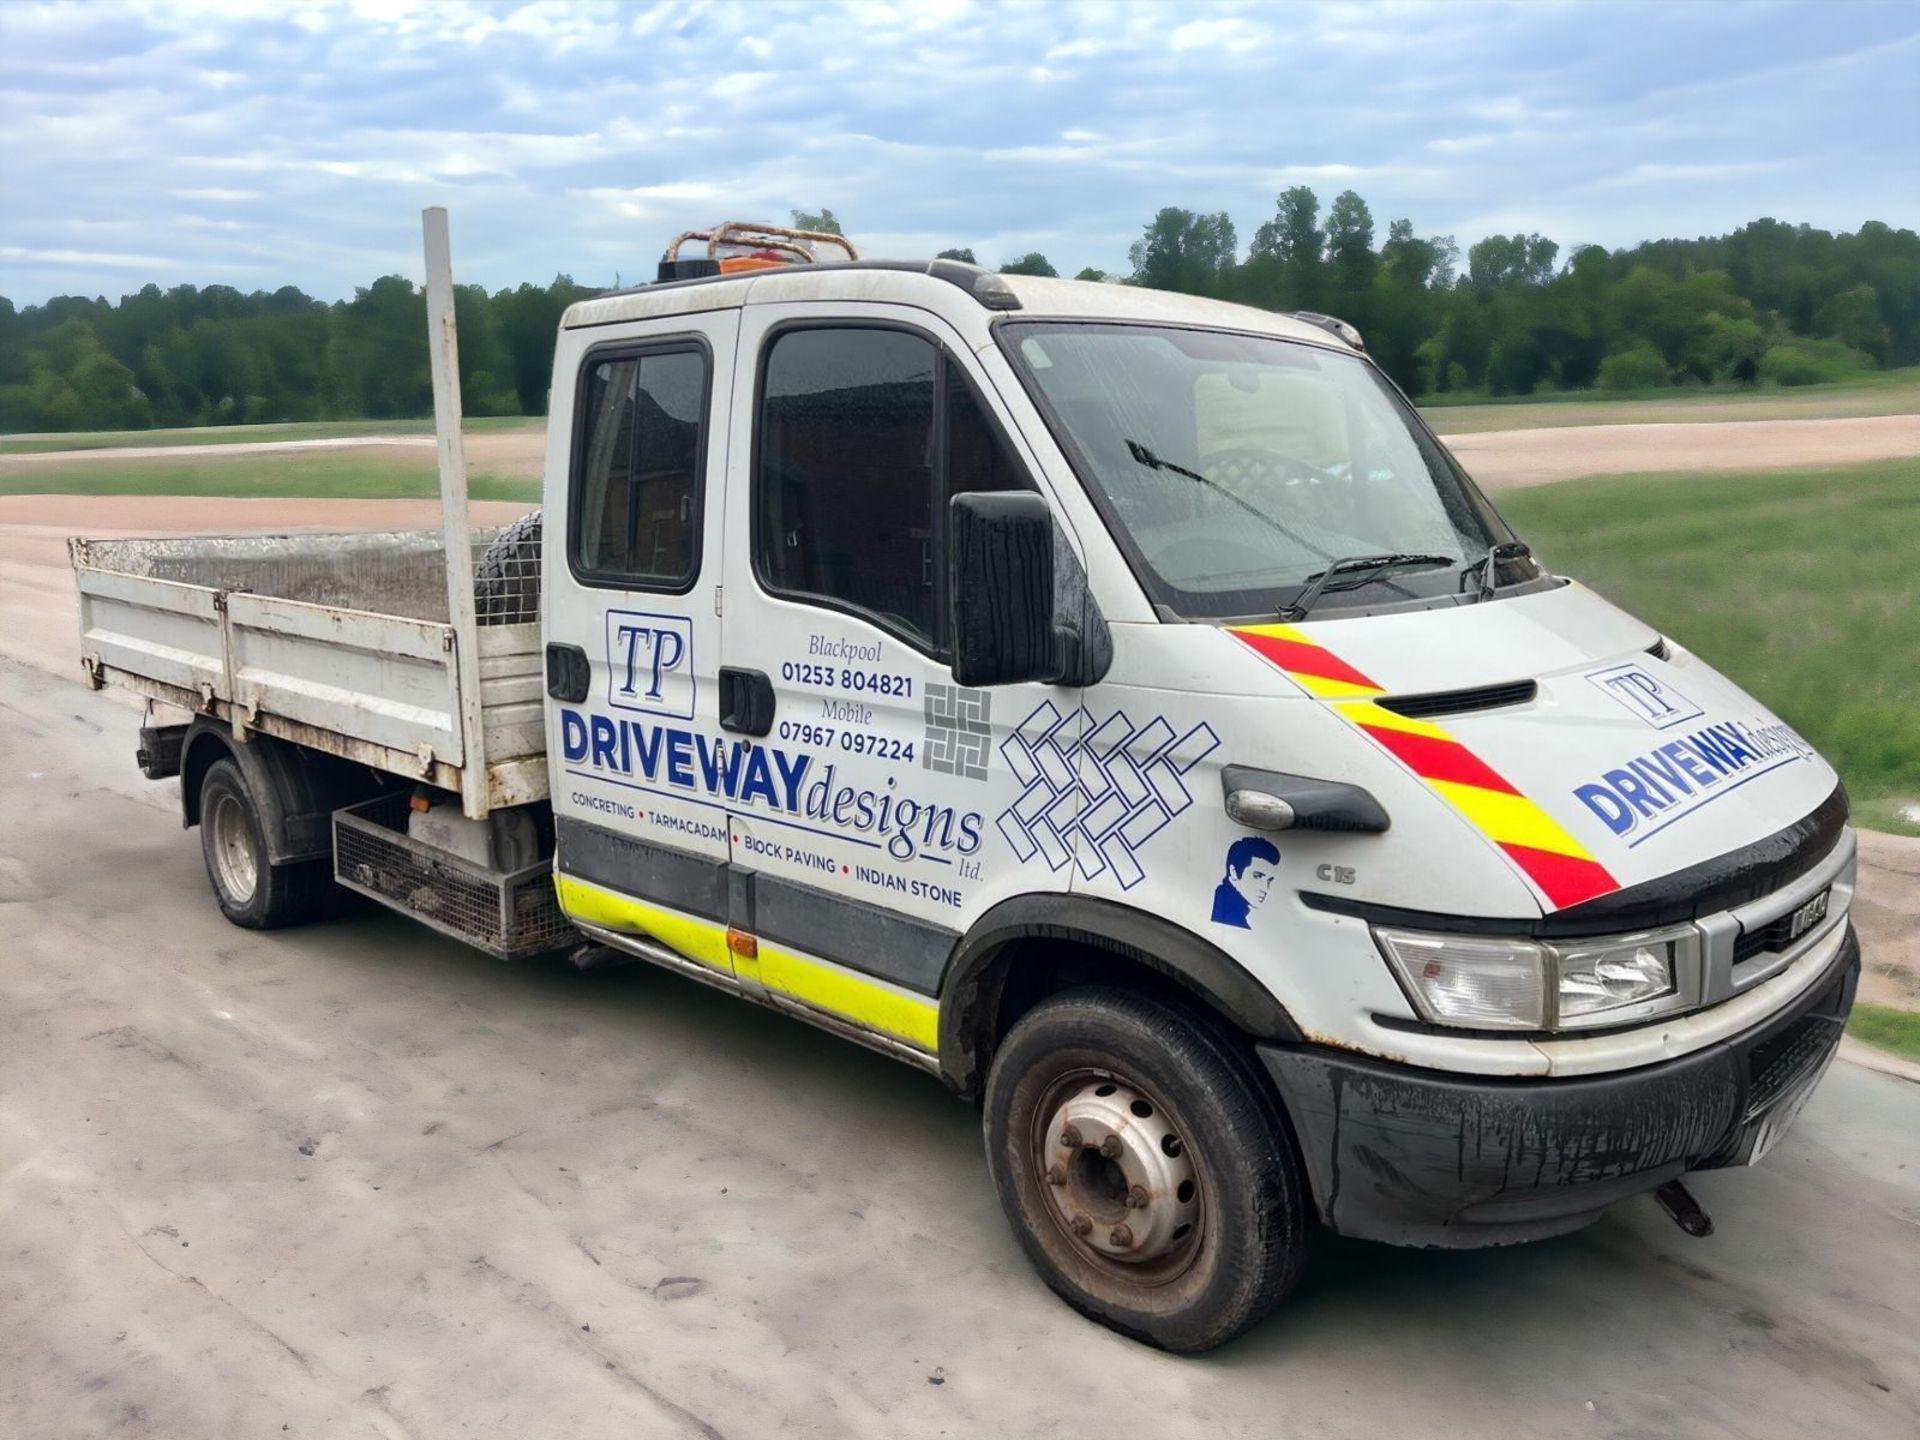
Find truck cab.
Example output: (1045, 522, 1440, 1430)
(81, 224, 1859, 1353)
(533, 251, 1857, 1348)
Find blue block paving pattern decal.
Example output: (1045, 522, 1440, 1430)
(996, 701, 1220, 889)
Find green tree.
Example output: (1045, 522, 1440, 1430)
(1128, 208, 1237, 296)
(1325, 190, 1377, 299)
(998, 253, 1058, 277)
(936, 247, 977, 264)
(1245, 186, 1324, 309)
(789, 208, 843, 236)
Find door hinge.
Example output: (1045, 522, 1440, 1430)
(713, 585, 724, 617)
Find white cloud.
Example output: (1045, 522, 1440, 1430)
(1589, 160, 1792, 189)
(0, 0, 1913, 303)
(1168, 18, 1271, 52)
(0, 245, 184, 268)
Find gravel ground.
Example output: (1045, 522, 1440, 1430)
(2, 661, 1916, 1440)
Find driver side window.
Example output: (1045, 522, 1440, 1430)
(754, 324, 1030, 653)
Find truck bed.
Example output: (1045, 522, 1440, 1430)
(70, 529, 547, 813)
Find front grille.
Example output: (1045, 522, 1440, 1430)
(1732, 886, 1833, 966)
(1745, 1013, 1841, 1116)
(1378, 679, 1537, 720)
(334, 793, 576, 960)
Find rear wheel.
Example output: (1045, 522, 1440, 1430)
(198, 758, 335, 929)
(983, 987, 1309, 1352)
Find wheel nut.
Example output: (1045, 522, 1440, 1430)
(1059, 1125, 1082, 1149)
(1109, 1223, 1134, 1248)
(1098, 1135, 1123, 1160)
(1046, 1163, 1066, 1186)
(1069, 1213, 1092, 1236)
(1127, 1185, 1149, 1209)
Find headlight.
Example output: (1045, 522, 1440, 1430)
(1376, 925, 1695, 1032)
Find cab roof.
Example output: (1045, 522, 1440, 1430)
(560, 260, 1346, 350)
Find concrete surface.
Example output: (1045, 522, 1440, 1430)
(2, 659, 1917, 1440)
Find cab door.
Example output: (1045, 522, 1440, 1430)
(544, 310, 741, 979)
(713, 304, 1076, 1055)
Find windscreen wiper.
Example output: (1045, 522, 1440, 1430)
(1463, 540, 1534, 602)
(1123, 439, 1332, 561)
(1281, 553, 1455, 621)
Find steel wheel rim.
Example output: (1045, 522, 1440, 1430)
(1029, 1067, 1206, 1286)
(208, 790, 259, 903)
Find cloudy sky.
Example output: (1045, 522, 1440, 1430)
(3, 0, 1916, 305)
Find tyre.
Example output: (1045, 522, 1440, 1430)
(475, 508, 542, 624)
(198, 758, 335, 929)
(983, 987, 1310, 1352)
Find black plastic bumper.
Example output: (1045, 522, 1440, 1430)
(1259, 924, 1859, 1248)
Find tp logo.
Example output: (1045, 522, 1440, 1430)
(1586, 662, 1702, 731)
(605, 610, 695, 720)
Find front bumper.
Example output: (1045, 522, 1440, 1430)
(1259, 923, 1859, 1247)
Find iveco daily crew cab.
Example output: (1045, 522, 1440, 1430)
(73, 217, 1860, 1351)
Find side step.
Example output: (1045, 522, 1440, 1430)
(333, 793, 577, 959)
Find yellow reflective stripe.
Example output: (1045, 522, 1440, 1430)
(1291, 671, 1385, 700)
(553, 874, 730, 972)
(1425, 780, 1594, 859)
(754, 941, 940, 1053)
(1234, 621, 1311, 644)
(1332, 699, 1453, 741)
(553, 873, 938, 1055)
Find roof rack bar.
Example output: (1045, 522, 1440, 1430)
(661, 222, 859, 264)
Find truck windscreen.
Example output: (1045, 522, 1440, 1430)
(1001, 322, 1515, 620)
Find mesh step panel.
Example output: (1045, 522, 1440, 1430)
(334, 792, 575, 959)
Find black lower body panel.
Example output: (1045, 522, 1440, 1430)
(1259, 924, 1858, 1247)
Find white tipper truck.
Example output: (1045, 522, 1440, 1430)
(71, 213, 1860, 1351)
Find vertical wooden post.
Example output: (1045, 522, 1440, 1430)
(422, 206, 489, 820)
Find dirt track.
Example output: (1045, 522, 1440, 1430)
(1438, 413, 1920, 488)
(3, 427, 549, 478)
(0, 496, 532, 680)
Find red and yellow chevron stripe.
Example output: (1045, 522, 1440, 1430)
(1228, 623, 1620, 911)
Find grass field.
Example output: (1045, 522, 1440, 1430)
(1, 415, 541, 454)
(1423, 367, 1920, 434)
(0, 452, 539, 503)
(1502, 457, 1920, 829)
(6, 372, 1913, 450)
(1848, 1002, 1920, 1063)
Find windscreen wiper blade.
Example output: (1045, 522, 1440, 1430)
(1463, 540, 1534, 601)
(1281, 552, 1455, 621)
(1123, 439, 1332, 561)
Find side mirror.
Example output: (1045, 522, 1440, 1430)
(949, 492, 1110, 688)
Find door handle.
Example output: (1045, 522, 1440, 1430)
(545, 643, 591, 703)
(719, 666, 775, 736)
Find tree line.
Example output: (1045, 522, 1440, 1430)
(4, 192, 1915, 433)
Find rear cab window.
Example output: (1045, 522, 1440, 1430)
(569, 342, 711, 592)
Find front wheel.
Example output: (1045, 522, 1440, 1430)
(983, 987, 1310, 1352)
(198, 757, 336, 929)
